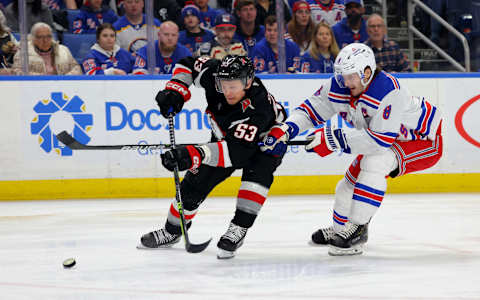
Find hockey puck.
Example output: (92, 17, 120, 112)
(63, 258, 76, 268)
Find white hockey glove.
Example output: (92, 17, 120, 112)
(305, 124, 350, 157)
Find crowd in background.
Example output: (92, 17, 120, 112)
(0, 0, 475, 75)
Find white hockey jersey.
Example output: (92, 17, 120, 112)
(307, 0, 346, 26)
(286, 71, 442, 155)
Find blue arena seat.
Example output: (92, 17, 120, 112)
(62, 33, 97, 64)
(66, 9, 82, 33)
(11, 31, 58, 41)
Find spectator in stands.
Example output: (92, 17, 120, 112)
(234, 0, 265, 56)
(364, 14, 411, 72)
(294, 0, 345, 26)
(82, 23, 134, 75)
(113, 0, 161, 54)
(132, 21, 191, 74)
(332, 0, 368, 48)
(4, 0, 55, 32)
(256, 0, 291, 26)
(73, 0, 118, 34)
(42, 0, 77, 10)
(154, 0, 181, 24)
(300, 22, 338, 73)
(12, 22, 81, 75)
(178, 4, 214, 53)
(194, 0, 221, 30)
(286, 0, 314, 55)
(251, 15, 300, 73)
(0, 16, 17, 73)
(196, 12, 246, 59)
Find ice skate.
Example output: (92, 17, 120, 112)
(217, 222, 248, 259)
(328, 222, 368, 256)
(137, 228, 181, 249)
(309, 226, 335, 246)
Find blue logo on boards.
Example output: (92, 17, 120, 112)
(30, 92, 93, 156)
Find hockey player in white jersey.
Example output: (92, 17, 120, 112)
(261, 43, 443, 256)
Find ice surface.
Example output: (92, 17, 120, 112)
(1, 194, 479, 300)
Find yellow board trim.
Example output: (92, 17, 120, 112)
(0, 173, 479, 201)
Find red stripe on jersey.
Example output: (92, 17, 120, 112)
(353, 188, 384, 202)
(169, 204, 196, 220)
(420, 101, 433, 134)
(238, 189, 266, 205)
(217, 141, 225, 167)
(385, 72, 399, 89)
(173, 67, 192, 76)
(300, 103, 319, 123)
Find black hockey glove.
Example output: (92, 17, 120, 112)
(155, 80, 191, 118)
(161, 145, 204, 172)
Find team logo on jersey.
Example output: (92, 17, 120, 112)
(30, 92, 93, 156)
(383, 105, 391, 119)
(240, 98, 254, 112)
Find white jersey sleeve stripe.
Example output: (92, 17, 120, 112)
(365, 129, 398, 147)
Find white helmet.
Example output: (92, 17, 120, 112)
(334, 43, 376, 88)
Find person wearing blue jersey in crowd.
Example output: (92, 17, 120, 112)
(194, 0, 221, 30)
(113, 0, 161, 54)
(251, 15, 301, 73)
(300, 22, 339, 73)
(332, 0, 368, 48)
(294, 0, 345, 26)
(73, 0, 118, 34)
(132, 21, 191, 75)
(234, 0, 265, 56)
(178, 4, 214, 53)
(82, 23, 134, 75)
(196, 12, 246, 59)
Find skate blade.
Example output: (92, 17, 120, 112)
(136, 243, 176, 250)
(328, 245, 363, 256)
(217, 249, 235, 259)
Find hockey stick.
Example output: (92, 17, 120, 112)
(56, 130, 308, 151)
(167, 115, 212, 253)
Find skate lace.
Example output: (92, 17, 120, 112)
(322, 226, 335, 240)
(338, 223, 359, 239)
(223, 223, 247, 243)
(152, 228, 177, 244)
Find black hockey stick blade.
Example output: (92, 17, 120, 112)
(56, 131, 171, 150)
(56, 130, 308, 151)
(186, 238, 212, 253)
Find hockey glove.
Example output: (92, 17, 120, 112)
(155, 80, 191, 118)
(161, 145, 204, 172)
(305, 125, 349, 157)
(259, 123, 292, 156)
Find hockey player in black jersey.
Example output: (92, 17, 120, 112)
(138, 55, 286, 259)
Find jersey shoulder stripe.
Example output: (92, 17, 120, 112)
(364, 71, 400, 101)
(358, 93, 381, 109)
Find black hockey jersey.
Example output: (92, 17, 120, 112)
(170, 56, 285, 168)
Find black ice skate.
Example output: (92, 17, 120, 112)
(328, 222, 368, 256)
(310, 226, 335, 246)
(217, 222, 248, 259)
(137, 228, 181, 249)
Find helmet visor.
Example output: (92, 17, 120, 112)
(215, 77, 247, 93)
(334, 72, 361, 89)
